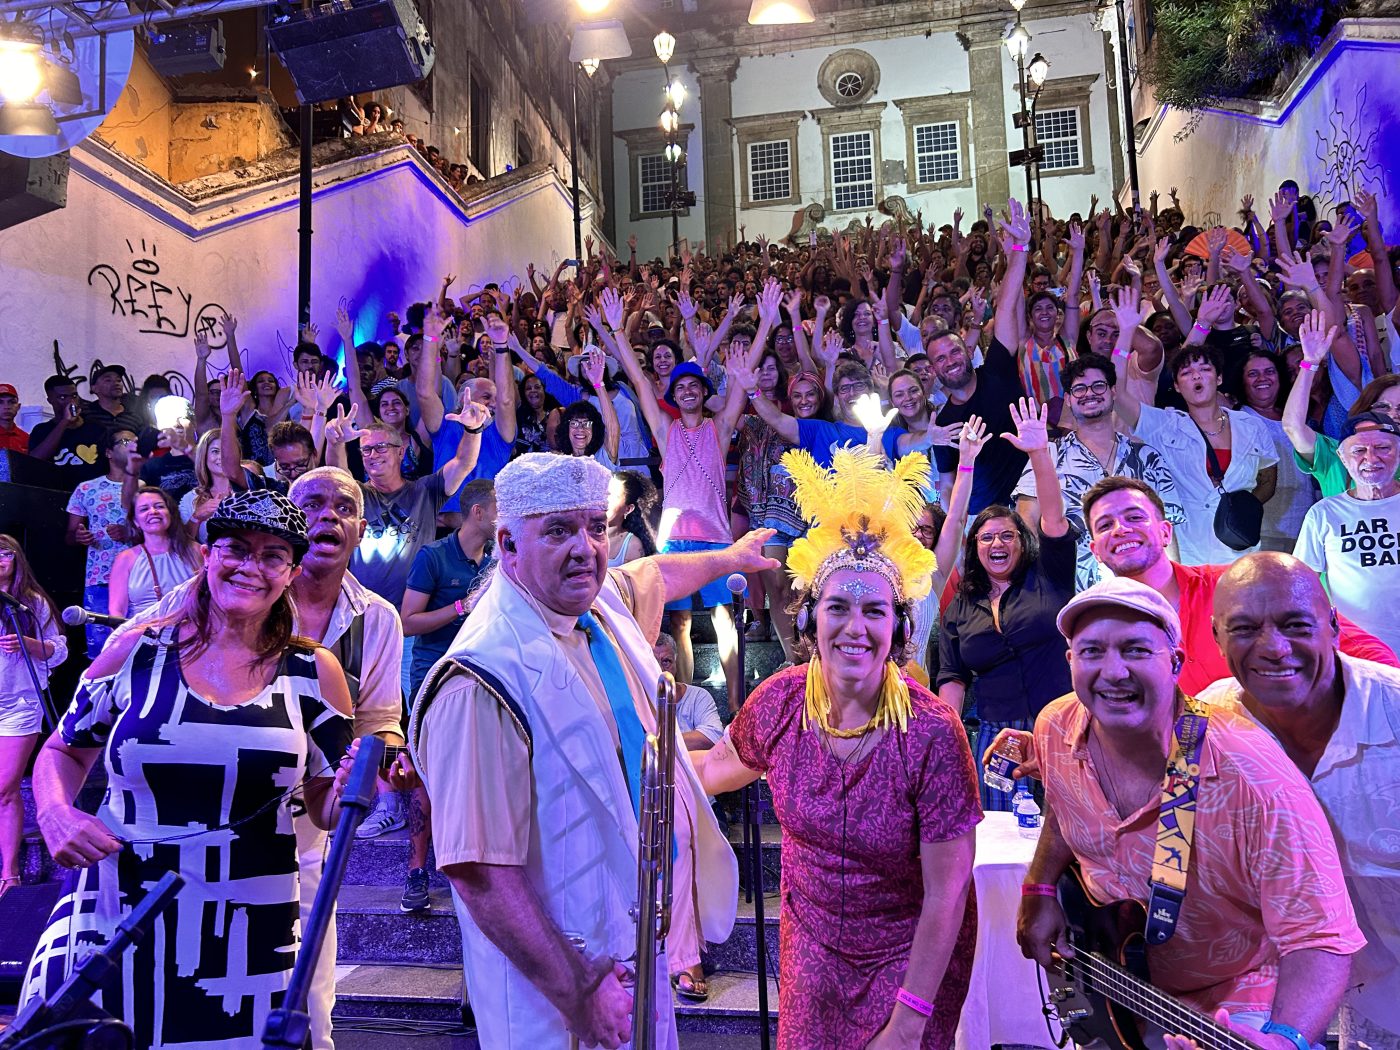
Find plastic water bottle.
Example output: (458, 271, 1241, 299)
(1014, 790, 1042, 839)
(984, 733, 1023, 793)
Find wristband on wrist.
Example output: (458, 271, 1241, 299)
(957, 465, 974, 473)
(745, 388, 759, 399)
(894, 988, 934, 1017)
(1260, 1020, 1313, 1050)
(462, 422, 485, 435)
(454, 599, 465, 617)
(1298, 359, 1316, 371)
(1111, 348, 1131, 359)
(1192, 321, 1211, 334)
(1021, 883, 1059, 897)
(1009, 244, 1030, 253)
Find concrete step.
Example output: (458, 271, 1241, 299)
(704, 897, 780, 977)
(336, 883, 462, 967)
(331, 962, 465, 1024)
(342, 825, 450, 890)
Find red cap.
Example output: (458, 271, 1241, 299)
(0, 383, 17, 398)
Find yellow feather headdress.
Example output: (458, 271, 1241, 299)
(783, 446, 937, 603)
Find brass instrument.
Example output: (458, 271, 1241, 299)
(632, 671, 679, 1050)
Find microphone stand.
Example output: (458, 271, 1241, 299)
(0, 870, 185, 1050)
(0, 599, 60, 731)
(727, 576, 770, 1050)
(262, 735, 385, 1050)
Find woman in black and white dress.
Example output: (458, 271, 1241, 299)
(24, 489, 353, 1050)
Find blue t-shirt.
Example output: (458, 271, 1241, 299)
(796, 418, 904, 468)
(434, 418, 514, 512)
(405, 533, 493, 690)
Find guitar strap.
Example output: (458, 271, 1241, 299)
(1145, 692, 1209, 946)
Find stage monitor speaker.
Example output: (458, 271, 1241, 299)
(0, 882, 65, 996)
(0, 152, 67, 230)
(268, 0, 435, 105)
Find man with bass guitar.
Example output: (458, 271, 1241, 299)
(1016, 578, 1364, 1050)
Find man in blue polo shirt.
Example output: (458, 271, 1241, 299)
(396, 478, 495, 912)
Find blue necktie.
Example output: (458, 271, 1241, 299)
(578, 610, 646, 819)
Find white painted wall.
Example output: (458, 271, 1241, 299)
(2, 140, 594, 423)
(1134, 19, 1400, 242)
(611, 14, 1115, 253)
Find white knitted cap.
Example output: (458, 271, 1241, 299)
(495, 452, 610, 519)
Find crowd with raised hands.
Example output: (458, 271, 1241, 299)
(3, 172, 1400, 1050)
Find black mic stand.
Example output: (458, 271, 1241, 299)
(0, 599, 60, 731)
(728, 579, 771, 1050)
(0, 870, 185, 1050)
(261, 735, 385, 1050)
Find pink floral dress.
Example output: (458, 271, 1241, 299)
(729, 666, 982, 1049)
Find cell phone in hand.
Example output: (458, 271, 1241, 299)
(380, 744, 411, 770)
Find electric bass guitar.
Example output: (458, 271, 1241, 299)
(1043, 865, 1263, 1050)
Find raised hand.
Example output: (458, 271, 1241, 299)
(335, 301, 356, 345)
(890, 237, 907, 270)
(1110, 284, 1152, 336)
(1355, 188, 1380, 229)
(783, 287, 804, 316)
(600, 287, 625, 331)
(726, 293, 745, 320)
(1268, 191, 1294, 229)
(1325, 216, 1360, 251)
(627, 233, 638, 252)
(1298, 309, 1338, 367)
(1120, 254, 1143, 281)
(446, 399, 492, 432)
(301, 321, 321, 346)
(757, 277, 783, 324)
(324, 402, 369, 445)
(1195, 284, 1236, 327)
(1222, 246, 1252, 275)
(193, 328, 211, 361)
(1240, 193, 1254, 216)
(294, 370, 318, 413)
(1204, 225, 1228, 258)
(221, 311, 238, 339)
(1087, 269, 1103, 308)
(423, 302, 448, 345)
(814, 294, 831, 316)
(849, 392, 898, 436)
(677, 286, 698, 320)
(1002, 396, 1049, 453)
(1275, 250, 1321, 291)
(997, 198, 1031, 251)
(314, 373, 343, 415)
(442, 273, 457, 289)
(958, 413, 990, 466)
(816, 329, 843, 366)
(967, 289, 988, 324)
(870, 358, 890, 390)
(484, 313, 510, 346)
(581, 346, 607, 389)
(221, 367, 251, 418)
(728, 351, 758, 394)
(583, 304, 607, 338)
(1066, 221, 1085, 254)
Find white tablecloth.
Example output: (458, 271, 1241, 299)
(955, 811, 1056, 1050)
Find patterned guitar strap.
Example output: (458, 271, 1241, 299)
(1145, 692, 1209, 945)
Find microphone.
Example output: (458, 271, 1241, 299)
(61, 606, 128, 629)
(0, 590, 30, 615)
(726, 573, 746, 596)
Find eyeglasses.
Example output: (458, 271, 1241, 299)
(0, 550, 15, 560)
(912, 523, 936, 537)
(211, 540, 294, 574)
(360, 442, 401, 457)
(1069, 380, 1110, 398)
(836, 383, 872, 397)
(976, 531, 1020, 546)
(568, 419, 594, 430)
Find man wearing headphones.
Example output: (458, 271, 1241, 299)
(1018, 577, 1363, 1050)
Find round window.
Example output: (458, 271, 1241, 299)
(835, 71, 864, 98)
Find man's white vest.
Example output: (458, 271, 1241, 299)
(410, 567, 738, 1049)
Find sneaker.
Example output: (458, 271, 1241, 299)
(355, 796, 407, 839)
(401, 867, 431, 912)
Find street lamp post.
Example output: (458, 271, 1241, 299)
(1005, 15, 1034, 217)
(569, 66, 583, 265)
(1028, 52, 1050, 232)
(1113, 0, 1142, 214)
(654, 30, 684, 263)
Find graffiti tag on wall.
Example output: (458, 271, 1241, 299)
(87, 238, 230, 348)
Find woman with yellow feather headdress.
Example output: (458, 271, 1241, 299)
(691, 447, 982, 1050)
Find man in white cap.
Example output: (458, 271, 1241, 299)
(409, 452, 775, 1049)
(1016, 577, 1362, 1050)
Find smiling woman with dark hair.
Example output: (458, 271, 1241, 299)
(937, 400, 1076, 810)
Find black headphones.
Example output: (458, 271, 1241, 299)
(502, 537, 517, 553)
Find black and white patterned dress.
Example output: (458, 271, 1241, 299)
(22, 628, 352, 1049)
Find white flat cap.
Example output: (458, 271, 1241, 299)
(495, 452, 610, 519)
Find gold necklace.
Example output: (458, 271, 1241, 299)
(1198, 410, 1228, 439)
(816, 708, 880, 738)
